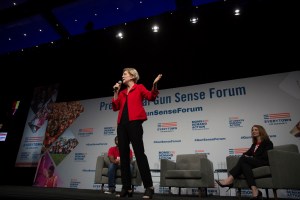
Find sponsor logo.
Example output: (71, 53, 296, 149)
(74, 152, 87, 161)
(104, 127, 116, 135)
(229, 148, 248, 155)
(70, 178, 80, 188)
(229, 117, 244, 128)
(192, 120, 209, 130)
(78, 128, 93, 137)
(264, 113, 291, 125)
(158, 151, 175, 160)
(157, 122, 177, 132)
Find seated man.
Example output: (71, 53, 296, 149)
(105, 135, 133, 194)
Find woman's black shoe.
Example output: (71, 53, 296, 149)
(142, 187, 154, 199)
(215, 180, 233, 188)
(250, 190, 263, 200)
(116, 189, 133, 198)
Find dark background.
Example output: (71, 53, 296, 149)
(0, 0, 299, 186)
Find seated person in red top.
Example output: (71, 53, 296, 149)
(105, 136, 133, 194)
(216, 124, 273, 200)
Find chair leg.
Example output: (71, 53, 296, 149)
(204, 188, 208, 197)
(168, 187, 172, 194)
(273, 189, 278, 200)
(265, 189, 269, 199)
(198, 188, 201, 198)
(178, 187, 181, 195)
(237, 188, 241, 200)
(198, 187, 207, 197)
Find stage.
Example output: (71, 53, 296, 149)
(0, 185, 293, 200)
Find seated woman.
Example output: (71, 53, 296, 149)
(216, 124, 273, 200)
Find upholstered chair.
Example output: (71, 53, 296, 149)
(94, 153, 142, 191)
(160, 153, 214, 197)
(226, 144, 300, 200)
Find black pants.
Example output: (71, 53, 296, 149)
(229, 155, 268, 187)
(117, 120, 153, 189)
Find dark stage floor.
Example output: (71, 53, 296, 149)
(0, 185, 295, 200)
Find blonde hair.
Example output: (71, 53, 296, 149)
(251, 124, 270, 143)
(123, 68, 139, 83)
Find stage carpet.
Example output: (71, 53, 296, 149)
(0, 185, 292, 200)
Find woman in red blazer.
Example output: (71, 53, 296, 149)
(112, 67, 162, 199)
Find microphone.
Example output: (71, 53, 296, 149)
(113, 80, 122, 92)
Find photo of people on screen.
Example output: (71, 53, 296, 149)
(290, 120, 300, 137)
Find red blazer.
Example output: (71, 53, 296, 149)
(112, 84, 159, 124)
